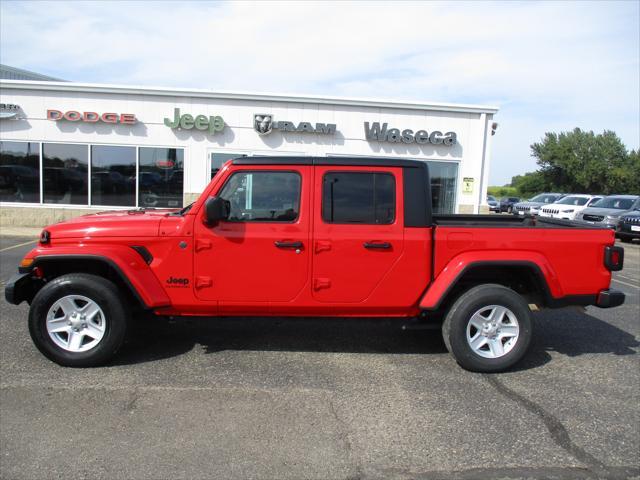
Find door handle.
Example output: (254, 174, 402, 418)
(363, 242, 391, 249)
(275, 241, 303, 249)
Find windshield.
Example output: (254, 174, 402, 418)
(530, 194, 560, 203)
(487, 196, 496, 201)
(591, 197, 637, 210)
(556, 196, 589, 206)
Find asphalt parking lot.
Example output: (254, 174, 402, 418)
(1, 235, 638, 480)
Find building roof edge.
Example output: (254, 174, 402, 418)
(0, 79, 499, 114)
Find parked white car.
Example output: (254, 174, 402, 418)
(539, 194, 603, 220)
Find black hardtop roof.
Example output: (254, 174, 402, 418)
(232, 156, 428, 168)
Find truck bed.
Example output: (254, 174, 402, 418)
(433, 214, 605, 229)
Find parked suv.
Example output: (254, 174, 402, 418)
(617, 211, 640, 243)
(539, 194, 603, 221)
(513, 193, 564, 216)
(576, 195, 640, 229)
(498, 196, 521, 214)
(486, 195, 499, 212)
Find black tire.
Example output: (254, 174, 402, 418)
(442, 284, 532, 373)
(620, 237, 632, 243)
(28, 273, 128, 367)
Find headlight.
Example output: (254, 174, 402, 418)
(563, 209, 574, 213)
(605, 215, 618, 221)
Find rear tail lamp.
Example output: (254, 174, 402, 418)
(604, 245, 624, 271)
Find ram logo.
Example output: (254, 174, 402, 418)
(254, 114, 273, 135)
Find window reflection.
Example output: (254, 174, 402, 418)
(0, 141, 40, 203)
(138, 147, 184, 208)
(43, 143, 88, 205)
(91, 145, 136, 206)
(426, 161, 458, 214)
(219, 171, 301, 222)
(322, 172, 395, 224)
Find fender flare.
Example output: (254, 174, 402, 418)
(22, 246, 171, 309)
(420, 250, 563, 310)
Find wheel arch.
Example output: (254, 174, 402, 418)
(420, 254, 587, 312)
(23, 253, 171, 309)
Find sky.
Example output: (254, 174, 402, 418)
(1, 0, 638, 185)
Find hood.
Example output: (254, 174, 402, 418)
(580, 207, 628, 217)
(45, 209, 173, 239)
(544, 202, 580, 211)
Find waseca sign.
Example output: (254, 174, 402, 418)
(365, 122, 457, 145)
(47, 109, 137, 124)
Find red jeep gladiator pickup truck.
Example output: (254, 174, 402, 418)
(5, 157, 625, 372)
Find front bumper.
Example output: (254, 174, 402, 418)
(617, 224, 640, 238)
(595, 289, 625, 308)
(4, 272, 33, 305)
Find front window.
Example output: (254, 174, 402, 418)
(530, 194, 560, 204)
(556, 196, 589, 206)
(218, 171, 301, 222)
(43, 143, 88, 205)
(0, 141, 40, 203)
(138, 147, 184, 208)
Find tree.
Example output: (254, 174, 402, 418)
(530, 128, 639, 194)
(510, 171, 550, 198)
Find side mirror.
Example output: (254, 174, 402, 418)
(204, 196, 230, 225)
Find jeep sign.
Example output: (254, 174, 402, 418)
(165, 108, 224, 135)
(364, 122, 457, 146)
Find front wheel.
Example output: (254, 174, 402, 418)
(28, 274, 129, 367)
(442, 284, 532, 372)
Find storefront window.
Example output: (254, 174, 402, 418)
(0, 141, 40, 203)
(43, 143, 88, 205)
(211, 152, 247, 178)
(91, 145, 136, 207)
(138, 147, 184, 208)
(426, 160, 458, 214)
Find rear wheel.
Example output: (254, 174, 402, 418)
(442, 284, 532, 372)
(28, 274, 128, 367)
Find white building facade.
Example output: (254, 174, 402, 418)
(0, 80, 497, 227)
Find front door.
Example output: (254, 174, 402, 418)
(312, 166, 404, 303)
(193, 166, 311, 308)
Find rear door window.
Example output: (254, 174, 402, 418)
(322, 172, 395, 224)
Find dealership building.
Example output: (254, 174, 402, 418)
(0, 78, 498, 227)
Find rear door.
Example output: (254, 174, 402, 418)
(193, 165, 311, 305)
(311, 166, 404, 303)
